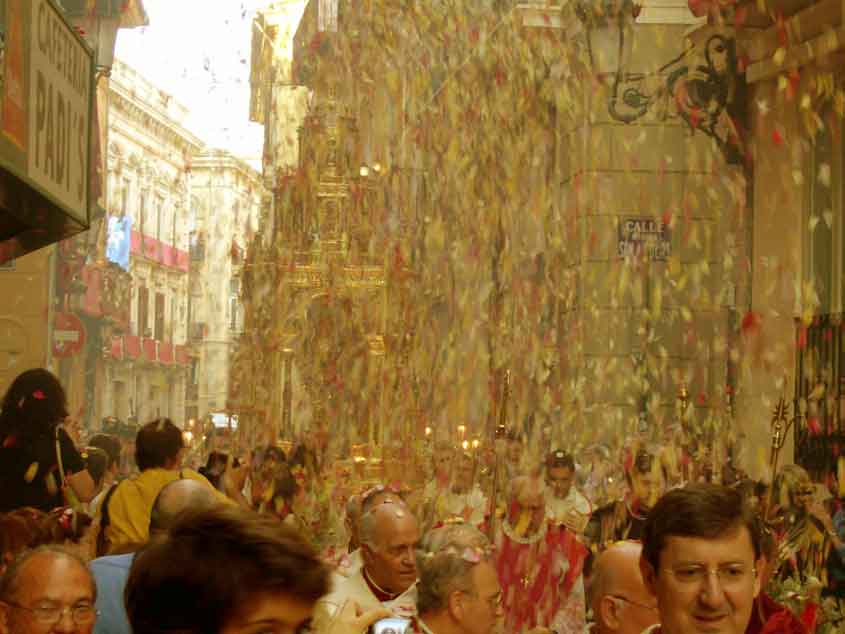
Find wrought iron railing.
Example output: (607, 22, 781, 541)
(794, 314, 845, 479)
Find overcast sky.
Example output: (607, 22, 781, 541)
(114, 0, 306, 166)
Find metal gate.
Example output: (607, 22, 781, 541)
(794, 314, 845, 480)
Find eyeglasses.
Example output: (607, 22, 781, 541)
(2, 601, 98, 625)
(608, 595, 659, 613)
(661, 564, 756, 589)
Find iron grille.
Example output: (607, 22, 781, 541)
(794, 314, 845, 480)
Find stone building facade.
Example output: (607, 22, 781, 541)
(188, 150, 263, 422)
(237, 0, 841, 479)
(102, 60, 202, 428)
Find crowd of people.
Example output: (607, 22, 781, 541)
(0, 367, 842, 634)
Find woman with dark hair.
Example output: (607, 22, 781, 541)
(0, 368, 96, 512)
(124, 506, 391, 634)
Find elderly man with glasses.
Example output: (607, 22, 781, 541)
(416, 523, 503, 634)
(0, 545, 98, 634)
(314, 500, 420, 634)
(639, 483, 762, 634)
(588, 541, 658, 634)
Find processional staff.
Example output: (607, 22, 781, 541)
(488, 369, 510, 541)
(765, 383, 800, 522)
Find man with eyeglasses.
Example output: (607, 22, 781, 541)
(0, 545, 97, 634)
(639, 483, 762, 634)
(588, 541, 658, 634)
(416, 523, 503, 634)
(314, 500, 420, 634)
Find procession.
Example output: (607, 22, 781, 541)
(0, 0, 844, 634)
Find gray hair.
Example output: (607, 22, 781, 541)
(416, 524, 491, 615)
(0, 545, 95, 601)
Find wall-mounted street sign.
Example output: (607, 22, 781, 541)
(0, 0, 93, 262)
(617, 216, 672, 261)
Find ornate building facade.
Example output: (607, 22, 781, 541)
(101, 60, 201, 427)
(188, 150, 263, 423)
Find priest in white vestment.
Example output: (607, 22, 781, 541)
(314, 501, 420, 634)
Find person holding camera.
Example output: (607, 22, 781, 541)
(314, 501, 420, 634)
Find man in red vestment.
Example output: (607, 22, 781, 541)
(496, 475, 589, 634)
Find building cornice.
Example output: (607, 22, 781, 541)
(109, 82, 205, 156)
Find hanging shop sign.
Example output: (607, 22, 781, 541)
(27, 0, 92, 223)
(617, 216, 672, 261)
(53, 311, 87, 358)
(0, 0, 94, 261)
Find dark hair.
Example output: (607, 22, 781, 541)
(87, 433, 122, 469)
(199, 451, 231, 489)
(270, 463, 298, 505)
(135, 418, 184, 471)
(41, 507, 94, 544)
(125, 506, 330, 634)
(83, 446, 110, 487)
(263, 445, 286, 464)
(642, 483, 761, 573)
(0, 508, 49, 566)
(0, 369, 69, 439)
(546, 450, 575, 472)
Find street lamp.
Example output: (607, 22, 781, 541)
(575, 0, 655, 123)
(575, 0, 635, 76)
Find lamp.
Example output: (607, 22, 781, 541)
(575, 0, 656, 123)
(60, 0, 123, 74)
(576, 0, 635, 76)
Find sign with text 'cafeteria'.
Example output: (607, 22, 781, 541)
(26, 0, 92, 225)
(617, 216, 672, 261)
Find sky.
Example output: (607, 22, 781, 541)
(114, 0, 306, 166)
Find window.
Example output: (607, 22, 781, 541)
(795, 106, 845, 478)
(229, 296, 239, 331)
(155, 292, 165, 341)
(137, 286, 149, 336)
(171, 205, 178, 246)
(169, 294, 177, 340)
(807, 110, 844, 314)
(113, 381, 126, 420)
(121, 178, 130, 216)
(139, 191, 147, 236)
(156, 196, 165, 242)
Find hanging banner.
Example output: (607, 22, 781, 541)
(27, 0, 92, 225)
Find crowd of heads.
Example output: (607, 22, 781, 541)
(0, 367, 834, 634)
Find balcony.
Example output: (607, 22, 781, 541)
(109, 335, 189, 366)
(142, 337, 157, 362)
(124, 335, 142, 359)
(130, 231, 189, 272)
(158, 342, 174, 365)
